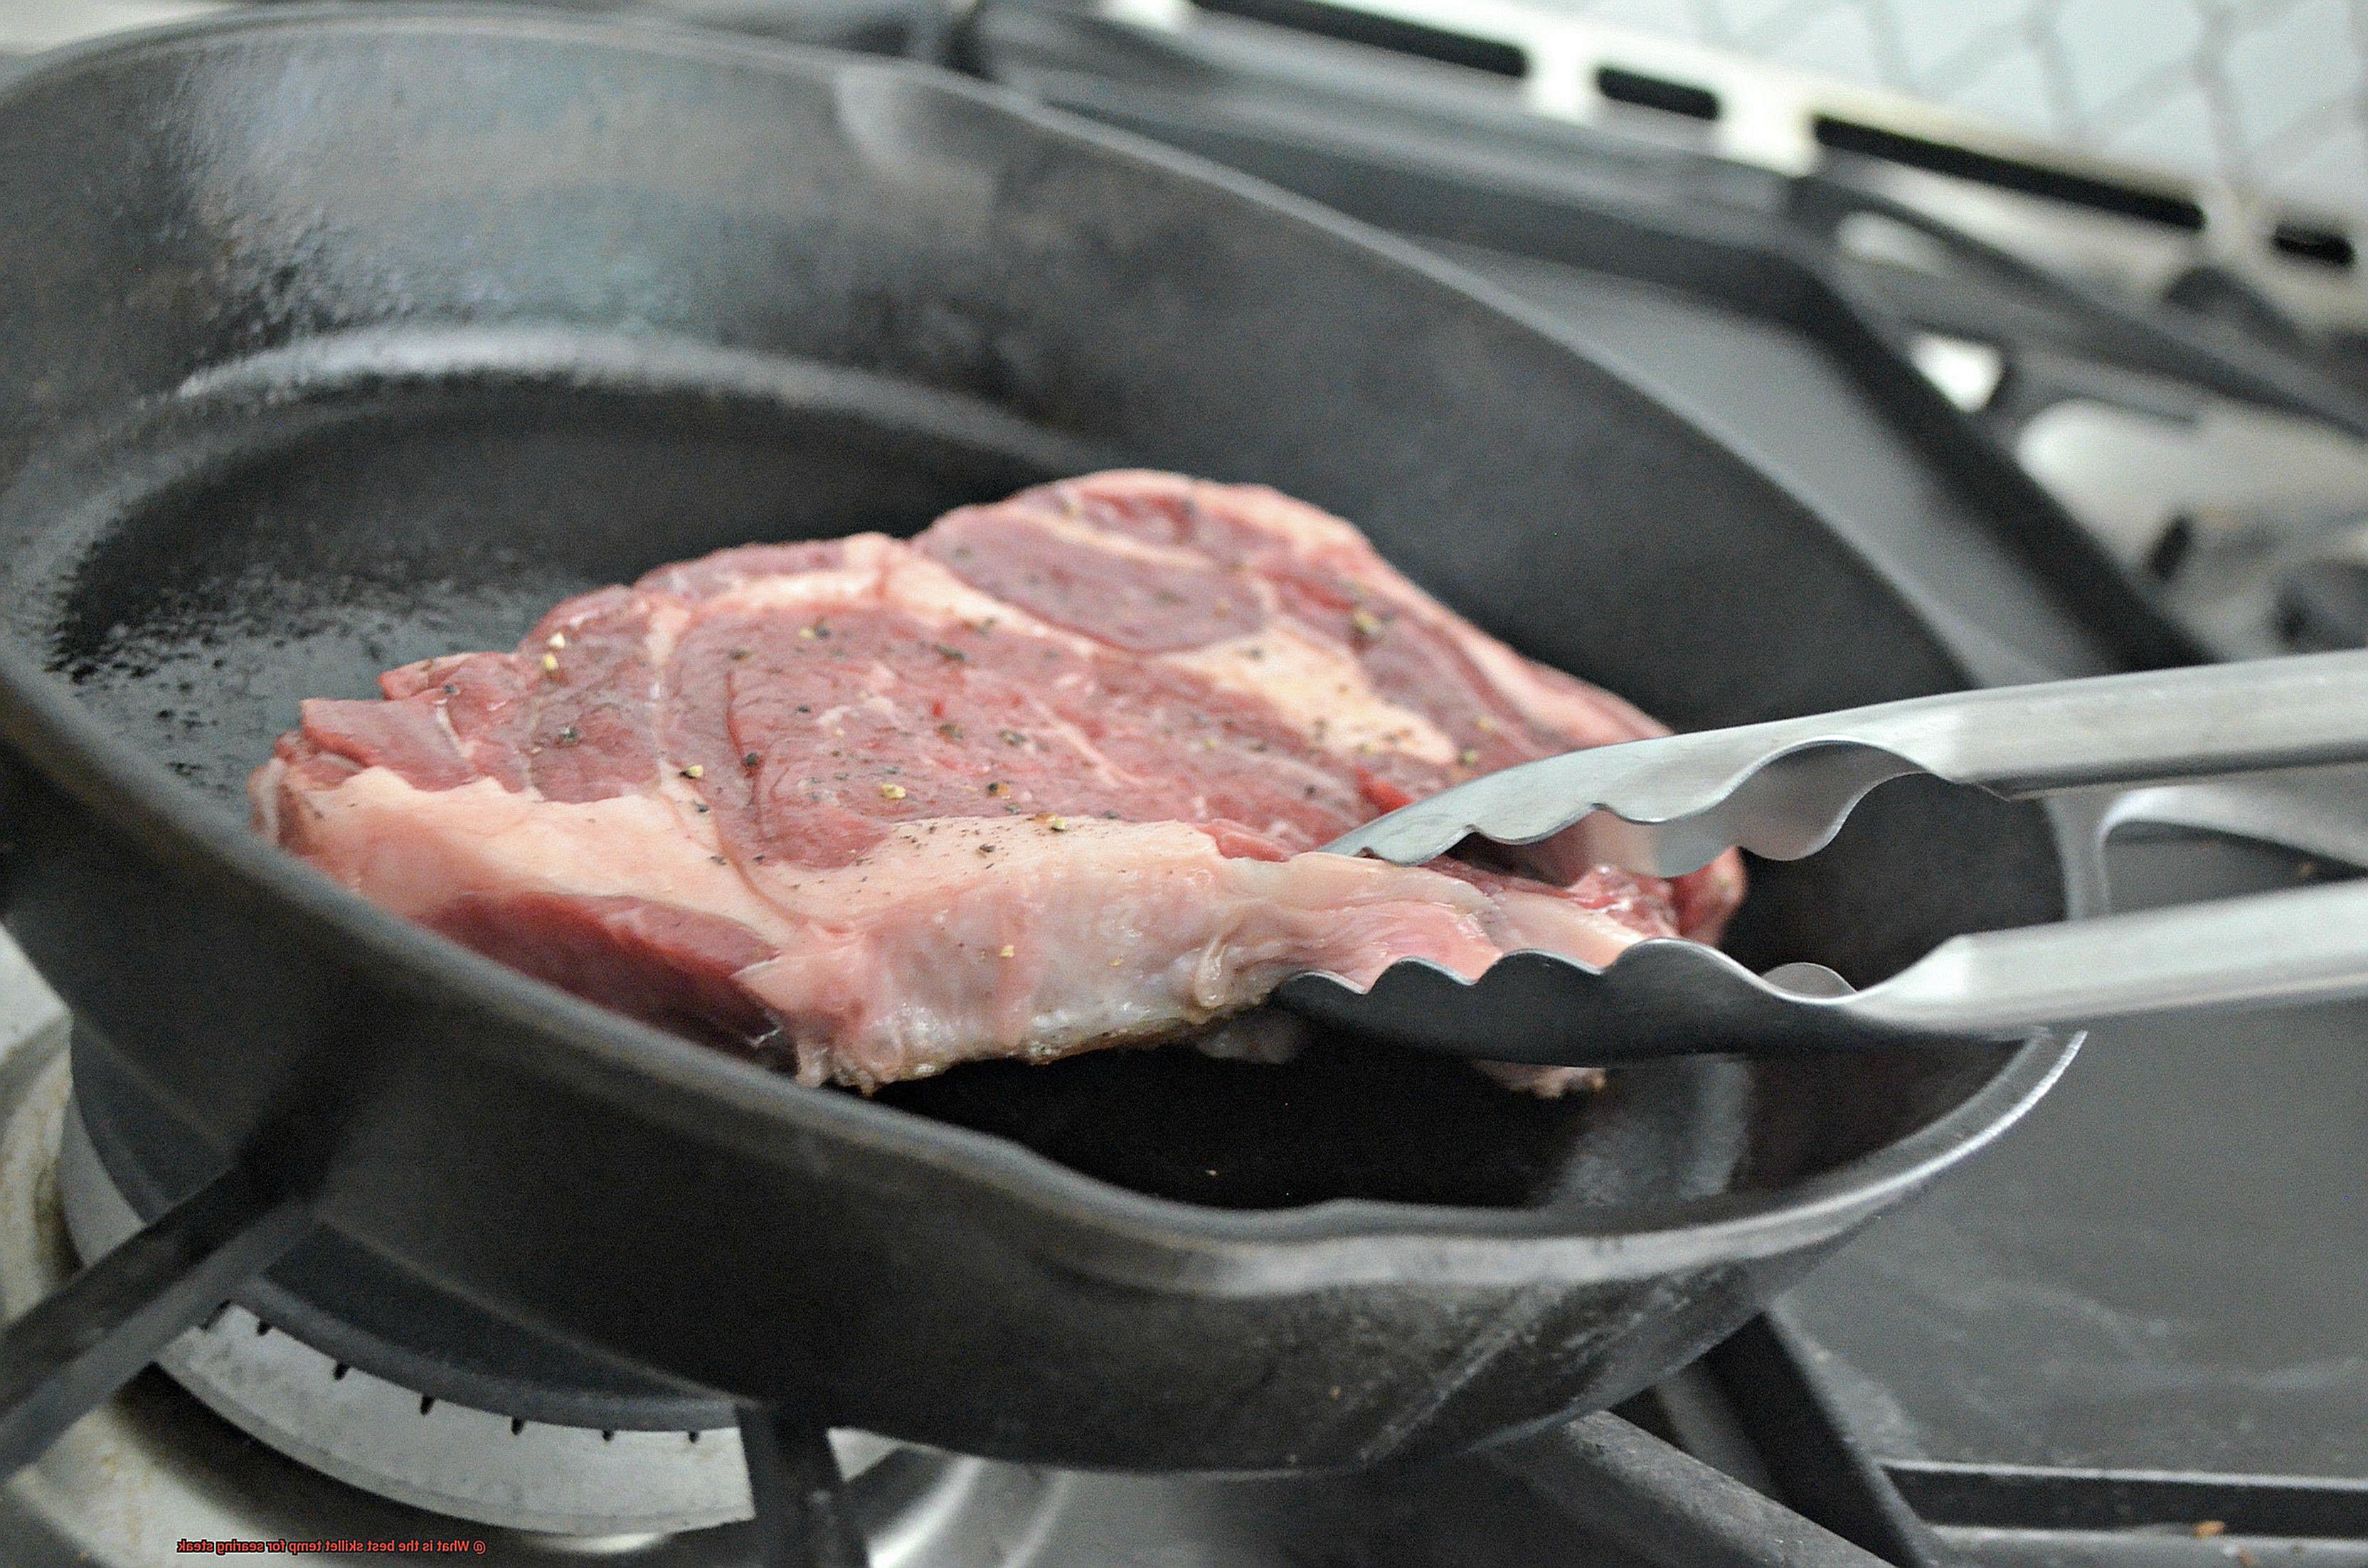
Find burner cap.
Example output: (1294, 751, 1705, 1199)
(67, 1039, 728, 1434)
(0, 1033, 1060, 1555)
(60, 1094, 908, 1535)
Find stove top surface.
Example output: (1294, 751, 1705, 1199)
(1428, 242, 2368, 1495)
(1416, 203, 2368, 1563)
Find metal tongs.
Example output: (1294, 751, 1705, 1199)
(1279, 649, 2368, 1065)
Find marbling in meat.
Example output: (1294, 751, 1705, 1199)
(253, 471, 1743, 1091)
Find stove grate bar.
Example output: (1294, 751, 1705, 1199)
(1492, 1411, 1901, 1568)
(0, 1162, 309, 1475)
(738, 1399, 871, 1568)
(1706, 1314, 1949, 1567)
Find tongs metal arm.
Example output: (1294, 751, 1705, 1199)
(1290, 649, 2368, 1061)
(1832, 873, 2368, 1044)
(1325, 649, 2368, 879)
(1286, 872, 2368, 1065)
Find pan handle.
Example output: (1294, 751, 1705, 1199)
(1843, 873, 2368, 1038)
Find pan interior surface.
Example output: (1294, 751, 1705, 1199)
(6, 341, 2032, 1216)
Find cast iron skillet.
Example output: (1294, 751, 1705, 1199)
(0, 8, 2078, 1472)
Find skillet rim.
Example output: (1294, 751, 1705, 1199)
(0, 4, 2083, 1294)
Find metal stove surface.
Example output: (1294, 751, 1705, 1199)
(1423, 222, 2368, 1563)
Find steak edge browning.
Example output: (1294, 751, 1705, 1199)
(253, 472, 1743, 1092)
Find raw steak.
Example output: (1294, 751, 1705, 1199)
(253, 471, 1743, 1092)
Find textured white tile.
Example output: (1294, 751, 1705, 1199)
(2222, 0, 2363, 151)
(1880, 0, 2031, 86)
(2051, 0, 2207, 117)
(2266, 119, 2368, 206)
(1756, 0, 1889, 78)
(2096, 73, 2225, 169)
(1571, 0, 1713, 36)
(1711, 0, 1824, 41)
(1529, 0, 2368, 214)
(1938, 41, 2063, 138)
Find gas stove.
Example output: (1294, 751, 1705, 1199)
(2, 2, 2365, 1565)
